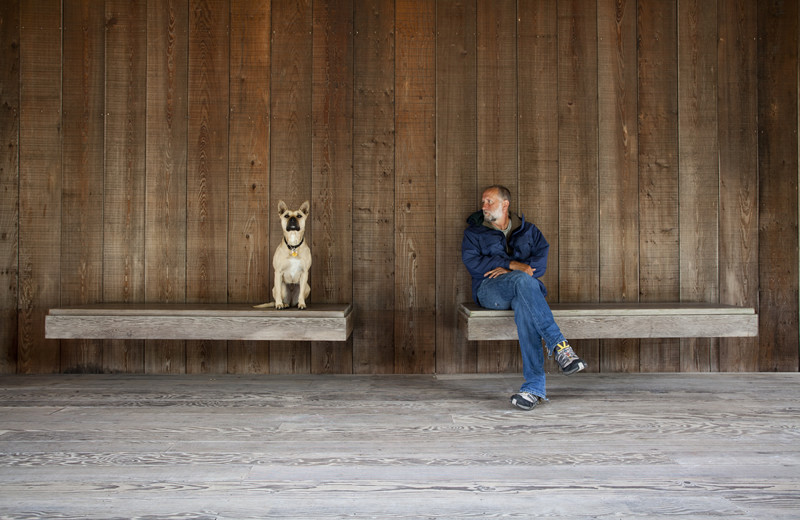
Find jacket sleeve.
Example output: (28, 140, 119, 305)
(461, 227, 510, 279)
(520, 224, 549, 279)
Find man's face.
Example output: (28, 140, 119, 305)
(481, 189, 507, 223)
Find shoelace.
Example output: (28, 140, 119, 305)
(554, 341, 579, 364)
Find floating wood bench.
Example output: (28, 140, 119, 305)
(46, 303, 354, 342)
(458, 302, 758, 341)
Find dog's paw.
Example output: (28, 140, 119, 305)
(276, 302, 288, 310)
(297, 302, 307, 310)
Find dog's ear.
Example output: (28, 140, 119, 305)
(278, 200, 288, 216)
(299, 200, 310, 215)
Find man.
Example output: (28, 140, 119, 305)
(461, 185, 587, 411)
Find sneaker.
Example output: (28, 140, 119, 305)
(553, 341, 587, 375)
(510, 392, 539, 411)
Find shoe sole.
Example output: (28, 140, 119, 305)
(510, 395, 538, 410)
(560, 360, 587, 375)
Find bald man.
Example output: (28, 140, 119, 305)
(462, 185, 587, 410)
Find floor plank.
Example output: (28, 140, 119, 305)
(0, 373, 798, 519)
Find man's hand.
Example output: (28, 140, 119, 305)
(483, 267, 510, 279)
(509, 261, 535, 276)
(484, 261, 535, 279)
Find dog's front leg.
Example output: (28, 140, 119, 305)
(273, 271, 287, 309)
(297, 271, 310, 310)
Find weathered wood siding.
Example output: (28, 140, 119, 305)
(2, 0, 798, 374)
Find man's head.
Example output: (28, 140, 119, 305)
(481, 185, 511, 225)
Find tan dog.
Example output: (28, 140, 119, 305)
(254, 200, 312, 310)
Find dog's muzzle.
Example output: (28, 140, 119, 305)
(287, 217, 300, 231)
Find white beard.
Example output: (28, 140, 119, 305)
(484, 207, 503, 223)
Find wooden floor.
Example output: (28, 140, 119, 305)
(1, 373, 799, 519)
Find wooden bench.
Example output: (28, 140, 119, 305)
(45, 303, 354, 342)
(458, 302, 758, 341)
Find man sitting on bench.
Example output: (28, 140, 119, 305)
(461, 185, 587, 411)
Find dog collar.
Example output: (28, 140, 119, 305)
(284, 236, 304, 257)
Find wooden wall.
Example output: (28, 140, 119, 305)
(1, 0, 798, 375)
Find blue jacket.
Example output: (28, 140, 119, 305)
(461, 210, 550, 303)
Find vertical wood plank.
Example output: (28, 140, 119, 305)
(597, 0, 639, 372)
(518, 0, 558, 377)
(186, 0, 229, 374)
(436, 0, 477, 374)
(270, 0, 313, 374)
(145, 0, 188, 374)
(103, 0, 146, 373)
(0, 0, 20, 373)
(19, 0, 62, 373)
(518, 0, 558, 300)
(353, 0, 395, 374)
(477, 0, 516, 190)
(557, 0, 599, 370)
(476, 0, 518, 374)
(718, 0, 758, 372)
(61, 0, 105, 373)
(678, 0, 719, 372)
(637, 0, 680, 372)
(311, 0, 354, 374)
(394, 0, 435, 374)
(757, 0, 799, 372)
(227, 0, 270, 374)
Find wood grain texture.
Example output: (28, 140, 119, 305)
(103, 0, 147, 373)
(227, 0, 271, 374)
(145, 0, 189, 374)
(270, 0, 313, 374)
(435, 0, 477, 374)
(187, 0, 230, 374)
(1, 373, 798, 518)
(678, 0, 720, 372)
(637, 0, 680, 372)
(557, 0, 599, 370)
(353, 0, 395, 374)
(311, 0, 354, 374)
(48, 303, 353, 316)
(459, 302, 758, 340)
(394, 0, 435, 374)
(461, 302, 757, 316)
(0, 0, 19, 374)
(45, 304, 354, 342)
(462, 312, 758, 341)
(518, 0, 559, 300)
(717, 0, 758, 372)
(475, 0, 519, 376)
(18, 0, 62, 374)
(4, 2, 799, 376)
(477, 0, 516, 190)
(597, 0, 640, 372)
(757, 0, 799, 372)
(61, 0, 105, 373)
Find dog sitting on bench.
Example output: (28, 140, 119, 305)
(254, 200, 312, 310)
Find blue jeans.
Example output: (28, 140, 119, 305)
(476, 271, 566, 399)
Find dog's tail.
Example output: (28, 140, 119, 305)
(252, 302, 276, 309)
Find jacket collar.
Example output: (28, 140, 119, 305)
(467, 210, 523, 232)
